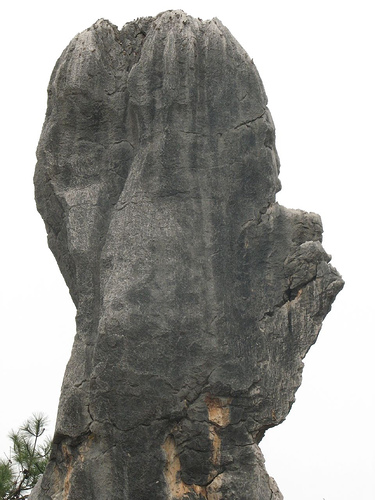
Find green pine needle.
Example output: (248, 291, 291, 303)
(1, 414, 51, 499)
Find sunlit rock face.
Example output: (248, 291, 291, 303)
(32, 10, 343, 499)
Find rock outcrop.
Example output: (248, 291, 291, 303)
(32, 11, 343, 499)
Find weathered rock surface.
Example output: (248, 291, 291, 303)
(32, 10, 343, 499)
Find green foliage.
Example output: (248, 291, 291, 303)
(0, 462, 13, 498)
(0, 414, 51, 500)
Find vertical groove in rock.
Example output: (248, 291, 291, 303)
(32, 10, 343, 499)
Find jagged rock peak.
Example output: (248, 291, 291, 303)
(32, 11, 343, 500)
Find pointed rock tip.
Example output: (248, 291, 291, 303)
(91, 18, 119, 31)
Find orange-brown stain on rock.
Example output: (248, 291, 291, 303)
(52, 435, 96, 499)
(206, 474, 223, 500)
(205, 395, 232, 467)
(78, 433, 95, 463)
(163, 396, 231, 499)
(163, 435, 209, 499)
(205, 395, 231, 428)
(62, 444, 73, 500)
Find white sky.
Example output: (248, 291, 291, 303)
(1, 1, 374, 499)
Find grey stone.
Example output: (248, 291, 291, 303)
(31, 10, 344, 499)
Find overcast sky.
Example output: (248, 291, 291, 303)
(1, 1, 374, 499)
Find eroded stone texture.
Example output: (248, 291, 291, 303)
(32, 10, 343, 499)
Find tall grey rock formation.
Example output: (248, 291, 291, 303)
(32, 11, 343, 499)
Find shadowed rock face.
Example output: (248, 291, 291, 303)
(32, 10, 343, 500)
